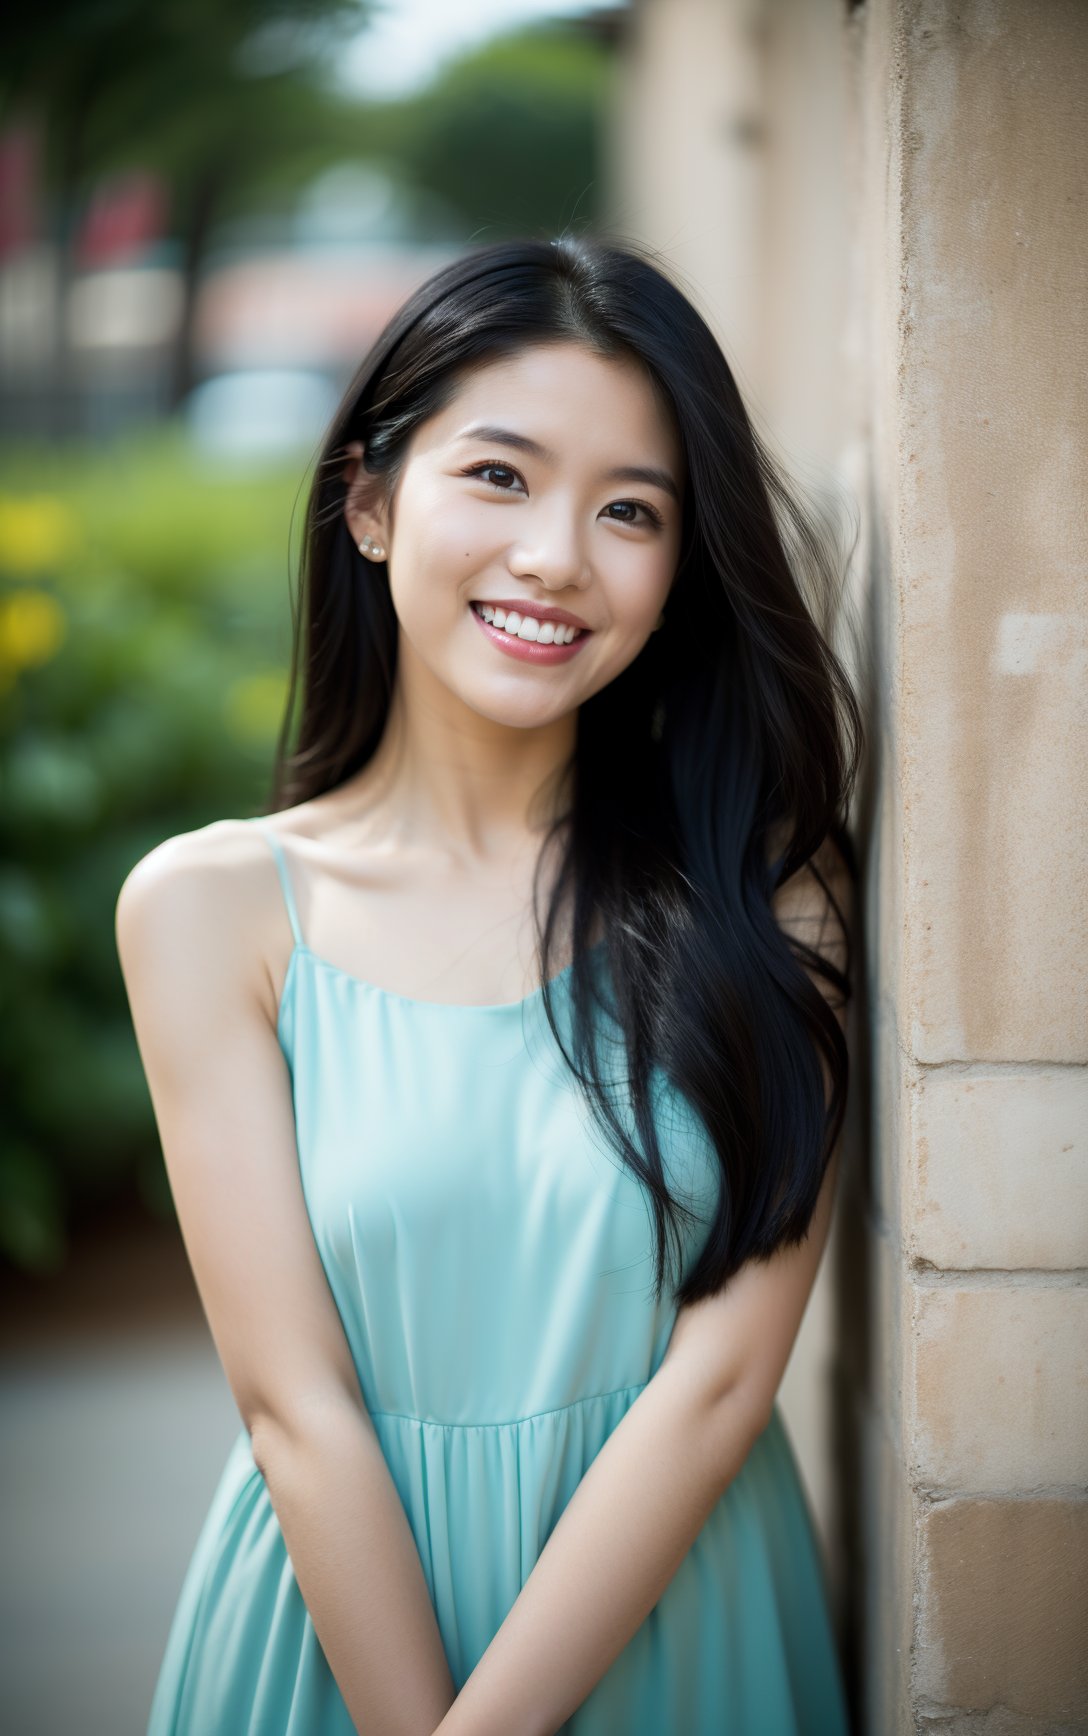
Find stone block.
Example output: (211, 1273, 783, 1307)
(908, 1284, 1088, 1492)
(916, 1496, 1088, 1722)
(909, 1069, 1088, 1270)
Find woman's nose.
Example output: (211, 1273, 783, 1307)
(507, 504, 590, 589)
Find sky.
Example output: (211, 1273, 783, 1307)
(335, 0, 606, 98)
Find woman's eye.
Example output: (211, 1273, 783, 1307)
(469, 462, 521, 490)
(603, 500, 663, 527)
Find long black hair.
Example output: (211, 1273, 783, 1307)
(269, 234, 864, 1309)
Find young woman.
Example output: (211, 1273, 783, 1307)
(118, 234, 862, 1736)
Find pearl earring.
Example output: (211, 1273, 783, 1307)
(358, 534, 386, 560)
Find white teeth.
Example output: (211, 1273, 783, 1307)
(474, 603, 582, 645)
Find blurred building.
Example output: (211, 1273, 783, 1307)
(0, 143, 459, 450)
(606, 1, 1088, 1729)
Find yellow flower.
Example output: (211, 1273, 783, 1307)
(0, 496, 79, 575)
(0, 590, 67, 674)
(224, 670, 289, 745)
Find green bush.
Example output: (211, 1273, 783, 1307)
(0, 428, 305, 1272)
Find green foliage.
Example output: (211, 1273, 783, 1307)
(353, 24, 615, 240)
(0, 431, 306, 1272)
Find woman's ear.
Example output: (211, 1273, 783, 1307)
(341, 440, 389, 556)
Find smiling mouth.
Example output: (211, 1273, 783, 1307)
(469, 601, 589, 644)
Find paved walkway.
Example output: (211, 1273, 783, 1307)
(0, 1209, 239, 1736)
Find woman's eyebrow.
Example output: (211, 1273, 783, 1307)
(457, 423, 551, 461)
(604, 463, 680, 503)
(455, 422, 680, 504)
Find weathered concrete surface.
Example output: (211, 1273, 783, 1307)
(891, 0, 1088, 1066)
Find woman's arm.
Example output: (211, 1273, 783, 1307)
(433, 839, 853, 1736)
(116, 824, 456, 1736)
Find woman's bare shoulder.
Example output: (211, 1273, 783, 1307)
(117, 816, 270, 933)
(114, 817, 286, 1022)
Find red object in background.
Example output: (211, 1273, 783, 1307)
(73, 170, 170, 268)
(0, 122, 41, 257)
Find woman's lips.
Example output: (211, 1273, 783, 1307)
(468, 603, 592, 665)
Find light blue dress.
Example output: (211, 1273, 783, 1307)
(147, 818, 850, 1735)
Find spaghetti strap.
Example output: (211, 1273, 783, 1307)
(250, 820, 304, 949)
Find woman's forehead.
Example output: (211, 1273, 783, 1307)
(416, 342, 684, 473)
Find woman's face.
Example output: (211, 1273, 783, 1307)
(345, 340, 685, 730)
